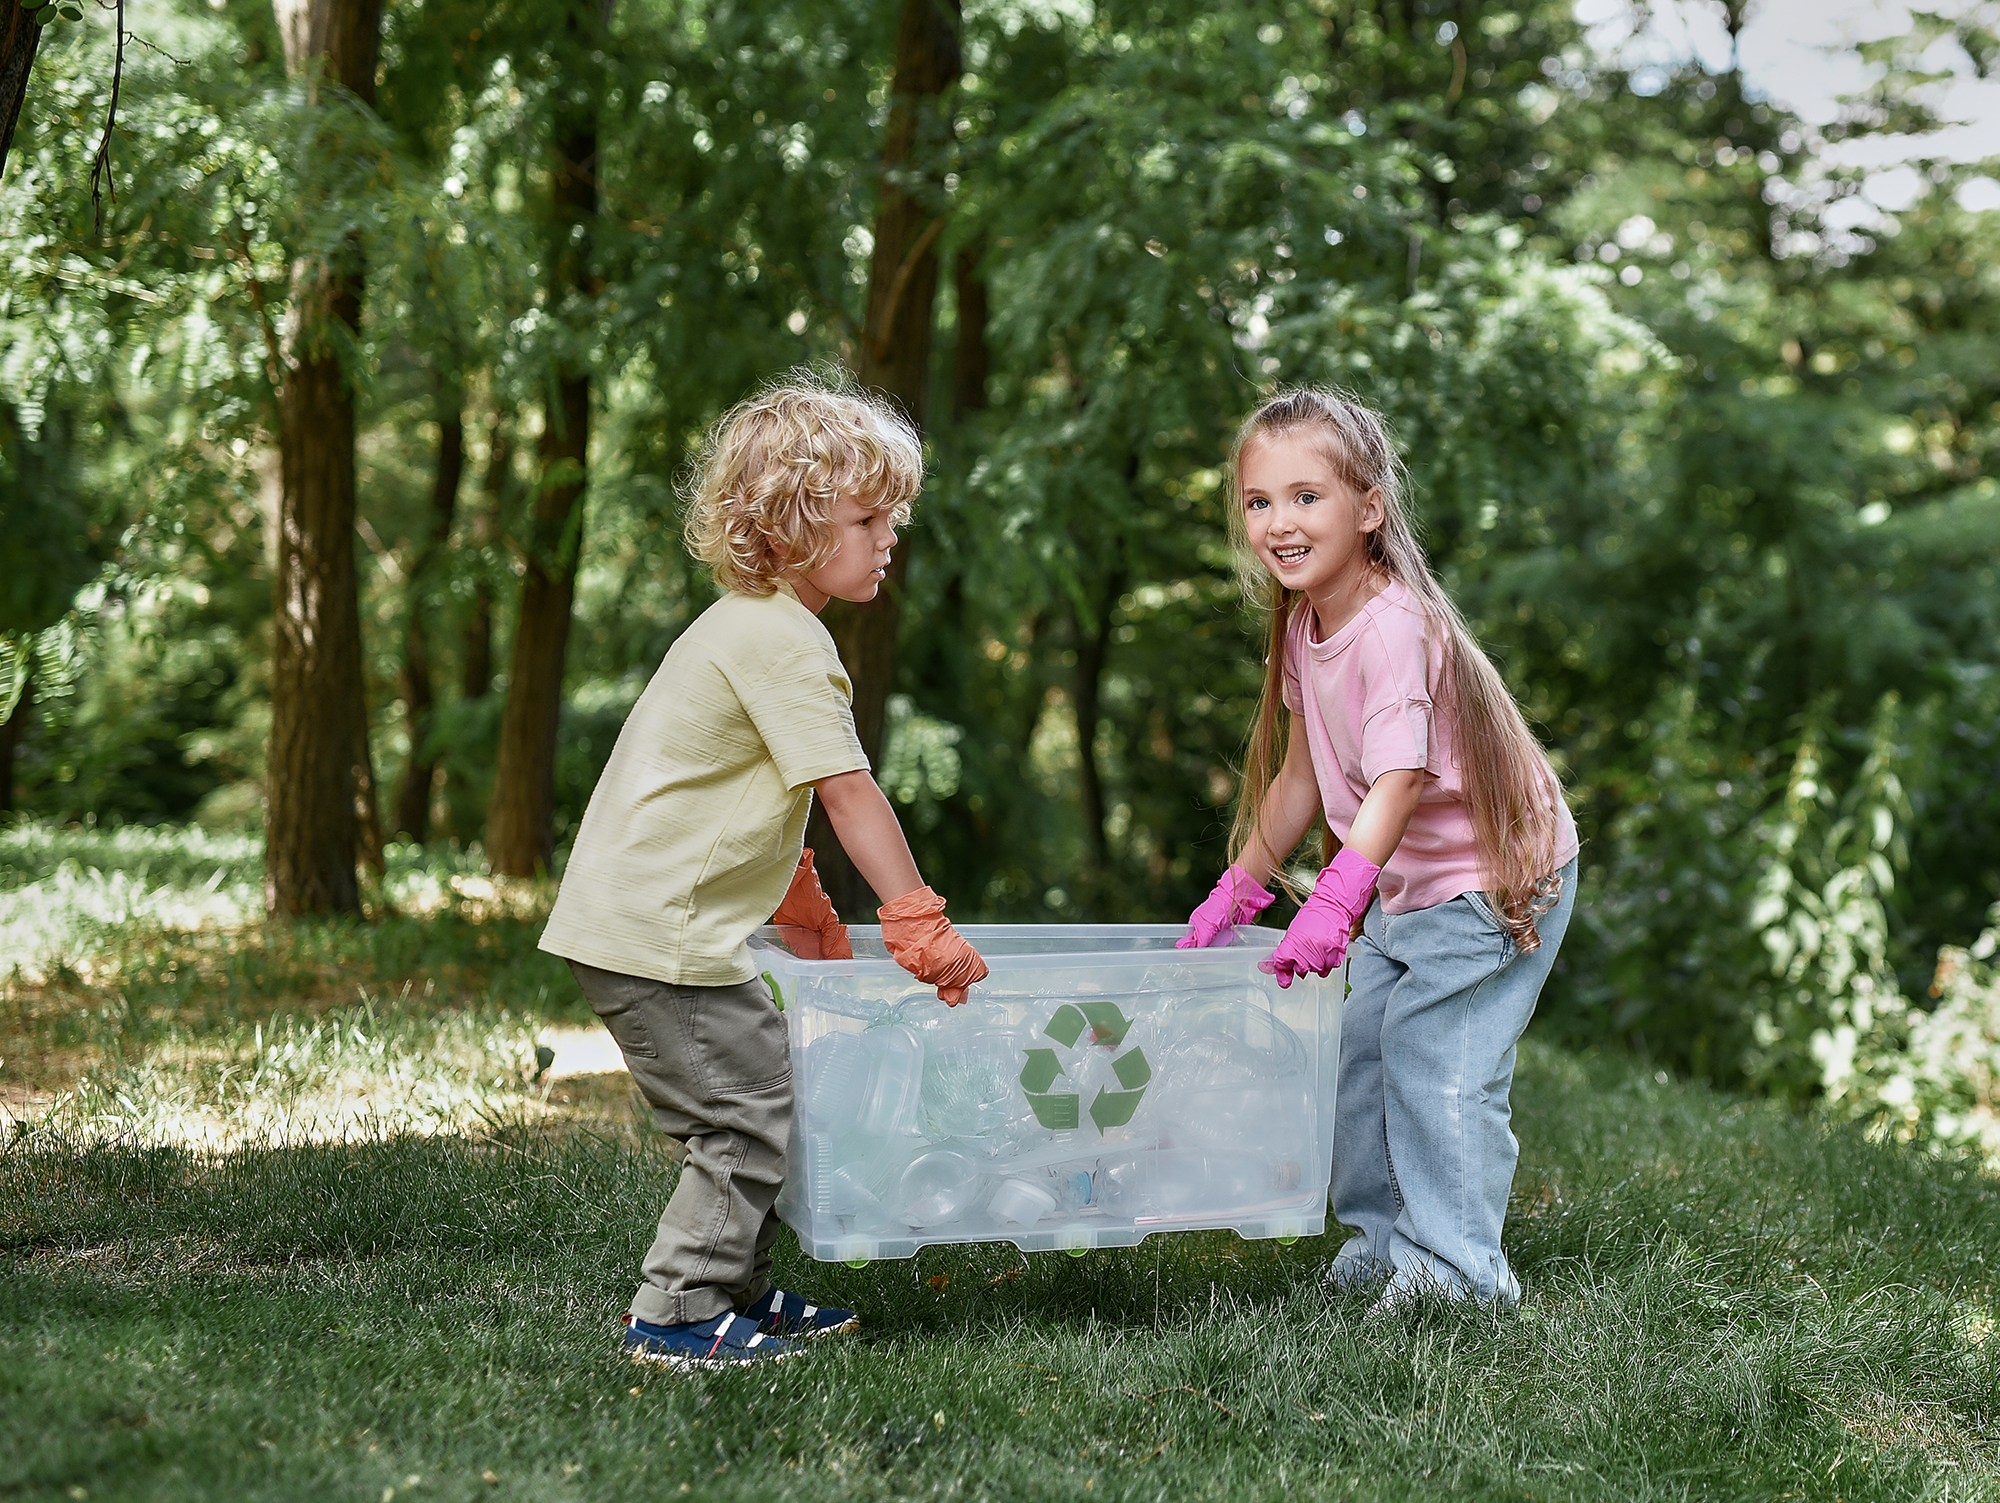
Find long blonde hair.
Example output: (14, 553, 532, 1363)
(682, 369, 923, 594)
(1225, 388, 1566, 951)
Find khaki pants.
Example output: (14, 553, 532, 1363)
(566, 961, 792, 1327)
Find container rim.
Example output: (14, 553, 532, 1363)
(751, 922, 1286, 969)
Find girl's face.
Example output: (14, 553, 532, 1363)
(1239, 429, 1385, 620)
(792, 494, 898, 614)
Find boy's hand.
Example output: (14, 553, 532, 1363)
(771, 850, 853, 960)
(878, 886, 988, 1005)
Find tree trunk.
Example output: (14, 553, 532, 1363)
(951, 239, 989, 420)
(485, 378, 586, 875)
(264, 0, 381, 918)
(485, 13, 599, 877)
(461, 424, 506, 704)
(811, 0, 961, 915)
(391, 388, 463, 840)
(1070, 565, 1125, 890)
(0, 661, 30, 812)
(268, 293, 367, 914)
(0, 3, 45, 179)
(442, 421, 502, 845)
(353, 700, 385, 877)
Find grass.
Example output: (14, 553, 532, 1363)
(8, 1047, 1999, 1501)
(1, 824, 582, 1128)
(0, 822, 264, 973)
(4, 821, 1999, 1500)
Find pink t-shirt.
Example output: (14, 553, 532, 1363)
(1281, 581, 1578, 915)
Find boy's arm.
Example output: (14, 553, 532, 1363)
(812, 770, 921, 903)
(812, 768, 987, 1006)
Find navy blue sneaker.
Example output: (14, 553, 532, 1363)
(622, 1310, 799, 1369)
(746, 1287, 859, 1338)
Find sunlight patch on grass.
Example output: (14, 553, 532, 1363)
(536, 1024, 626, 1080)
(381, 858, 558, 925)
(0, 823, 556, 986)
(13, 995, 561, 1151)
(0, 826, 263, 979)
(1, 822, 570, 1120)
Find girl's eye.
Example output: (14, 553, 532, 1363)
(1246, 497, 1268, 510)
(1297, 491, 1318, 505)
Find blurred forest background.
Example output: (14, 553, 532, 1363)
(2, 0, 1998, 1132)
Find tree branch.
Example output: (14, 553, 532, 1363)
(869, 212, 946, 361)
(88, 0, 124, 233)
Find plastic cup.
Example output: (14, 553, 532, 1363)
(855, 1025, 924, 1138)
(892, 1149, 980, 1228)
(803, 1033, 867, 1136)
(986, 1176, 1058, 1226)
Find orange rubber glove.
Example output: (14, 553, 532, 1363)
(878, 886, 988, 1006)
(770, 850, 853, 961)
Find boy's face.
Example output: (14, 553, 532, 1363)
(791, 494, 898, 615)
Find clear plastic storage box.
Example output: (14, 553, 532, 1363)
(754, 924, 1339, 1262)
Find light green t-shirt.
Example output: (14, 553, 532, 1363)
(539, 586, 869, 986)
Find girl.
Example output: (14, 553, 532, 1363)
(1179, 388, 1578, 1308)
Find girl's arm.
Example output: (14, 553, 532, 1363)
(1342, 768, 1425, 866)
(1234, 715, 1427, 885)
(812, 769, 922, 902)
(1235, 717, 1323, 889)
(1261, 764, 1425, 988)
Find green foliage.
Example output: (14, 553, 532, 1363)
(1852, 907, 2000, 1161)
(1516, 44, 2000, 1059)
(0, 403, 97, 637)
(1743, 697, 1913, 1098)
(1, 0, 1997, 1098)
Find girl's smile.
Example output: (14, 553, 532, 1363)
(1240, 430, 1387, 639)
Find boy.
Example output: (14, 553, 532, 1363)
(539, 374, 988, 1369)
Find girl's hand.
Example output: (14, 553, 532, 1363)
(878, 885, 989, 1005)
(770, 849, 852, 960)
(1264, 848, 1381, 987)
(1176, 864, 1278, 949)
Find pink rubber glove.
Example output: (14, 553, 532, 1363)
(1263, 848, 1382, 988)
(1176, 863, 1278, 949)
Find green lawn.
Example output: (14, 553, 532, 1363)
(6, 1039, 1998, 1502)
(4, 827, 1998, 1500)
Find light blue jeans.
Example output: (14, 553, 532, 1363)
(1327, 858, 1579, 1306)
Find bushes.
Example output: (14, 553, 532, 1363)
(1818, 911, 2000, 1163)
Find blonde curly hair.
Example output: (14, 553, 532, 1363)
(682, 371, 925, 595)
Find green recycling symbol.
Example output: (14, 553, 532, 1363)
(1018, 1002, 1151, 1134)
